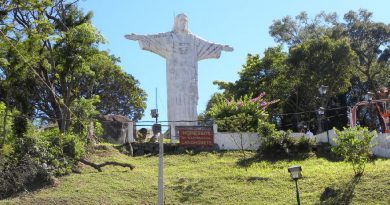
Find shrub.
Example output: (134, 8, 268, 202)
(0, 155, 51, 199)
(259, 130, 316, 158)
(0, 105, 87, 198)
(1, 127, 86, 176)
(206, 93, 278, 132)
(38, 129, 85, 175)
(332, 126, 375, 176)
(137, 128, 148, 142)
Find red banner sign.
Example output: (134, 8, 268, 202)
(177, 126, 214, 147)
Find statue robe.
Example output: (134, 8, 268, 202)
(136, 31, 225, 132)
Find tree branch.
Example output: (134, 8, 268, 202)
(77, 158, 135, 172)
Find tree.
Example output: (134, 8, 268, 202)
(82, 52, 146, 120)
(0, 0, 146, 132)
(269, 11, 339, 46)
(213, 9, 389, 131)
(270, 9, 390, 100)
(211, 37, 356, 131)
(283, 36, 357, 130)
(213, 46, 292, 125)
(214, 46, 291, 102)
(342, 10, 390, 92)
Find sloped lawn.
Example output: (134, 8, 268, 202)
(1, 145, 389, 204)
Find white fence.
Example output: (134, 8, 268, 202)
(372, 134, 390, 158)
(214, 132, 260, 151)
(213, 129, 390, 158)
(127, 123, 390, 158)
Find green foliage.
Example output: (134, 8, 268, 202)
(37, 129, 85, 175)
(212, 10, 388, 131)
(343, 10, 390, 91)
(136, 128, 148, 143)
(0, 0, 147, 133)
(87, 53, 147, 120)
(0, 155, 51, 200)
(0, 102, 13, 143)
(281, 37, 357, 130)
(11, 114, 28, 137)
(269, 11, 339, 46)
(0, 103, 87, 198)
(70, 96, 100, 135)
(332, 126, 375, 175)
(289, 36, 357, 97)
(259, 130, 316, 158)
(206, 93, 276, 132)
(94, 121, 104, 138)
(1, 124, 85, 176)
(270, 9, 390, 96)
(214, 46, 291, 106)
(211, 38, 356, 132)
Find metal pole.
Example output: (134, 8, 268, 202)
(321, 94, 324, 133)
(295, 179, 301, 205)
(156, 88, 158, 124)
(157, 132, 164, 205)
(326, 119, 330, 143)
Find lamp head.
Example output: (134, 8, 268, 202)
(288, 165, 302, 180)
(318, 107, 325, 115)
(366, 92, 375, 102)
(319, 85, 329, 95)
(151, 109, 159, 118)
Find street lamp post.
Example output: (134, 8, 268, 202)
(365, 91, 376, 131)
(317, 107, 330, 143)
(151, 109, 164, 205)
(288, 165, 302, 205)
(318, 85, 329, 142)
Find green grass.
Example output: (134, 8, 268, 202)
(1, 146, 389, 205)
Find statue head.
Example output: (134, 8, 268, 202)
(173, 13, 189, 34)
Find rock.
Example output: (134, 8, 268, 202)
(98, 114, 132, 144)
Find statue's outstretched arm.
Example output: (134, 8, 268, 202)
(223, 45, 234, 52)
(124, 33, 142, 41)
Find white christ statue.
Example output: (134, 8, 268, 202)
(125, 13, 233, 136)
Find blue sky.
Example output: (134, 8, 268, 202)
(79, 0, 390, 124)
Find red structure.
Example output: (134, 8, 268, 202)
(350, 98, 390, 133)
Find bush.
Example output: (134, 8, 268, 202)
(206, 93, 277, 132)
(38, 129, 85, 175)
(332, 126, 375, 176)
(0, 105, 87, 198)
(259, 130, 316, 158)
(1, 127, 86, 176)
(0, 155, 51, 199)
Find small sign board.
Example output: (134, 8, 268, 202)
(176, 126, 214, 147)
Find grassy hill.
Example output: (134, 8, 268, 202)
(1, 145, 389, 205)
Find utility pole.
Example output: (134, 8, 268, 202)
(152, 123, 163, 205)
(151, 88, 163, 205)
(157, 130, 164, 205)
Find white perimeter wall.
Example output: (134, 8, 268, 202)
(214, 132, 260, 151)
(214, 130, 390, 158)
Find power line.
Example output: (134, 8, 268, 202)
(273, 106, 349, 116)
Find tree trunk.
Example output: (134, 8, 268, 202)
(88, 122, 96, 146)
(2, 97, 10, 140)
(1, 106, 8, 140)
